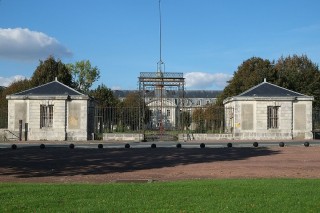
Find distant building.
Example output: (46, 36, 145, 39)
(113, 90, 221, 130)
(223, 79, 314, 140)
(6, 79, 94, 141)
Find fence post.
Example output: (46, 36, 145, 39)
(24, 123, 28, 141)
(19, 120, 22, 141)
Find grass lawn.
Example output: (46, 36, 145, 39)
(1, 179, 320, 212)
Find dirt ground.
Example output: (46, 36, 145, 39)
(0, 146, 319, 183)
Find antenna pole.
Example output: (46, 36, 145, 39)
(159, 0, 162, 63)
(157, 0, 165, 73)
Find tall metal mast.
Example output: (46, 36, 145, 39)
(157, 0, 165, 73)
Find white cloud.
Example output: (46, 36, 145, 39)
(185, 72, 232, 89)
(0, 28, 72, 61)
(111, 86, 122, 90)
(0, 75, 27, 87)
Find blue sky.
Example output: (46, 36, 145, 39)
(0, 0, 320, 90)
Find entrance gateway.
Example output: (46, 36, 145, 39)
(139, 71, 185, 141)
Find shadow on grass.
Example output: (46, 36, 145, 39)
(0, 147, 280, 178)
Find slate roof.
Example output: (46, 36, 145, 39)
(238, 80, 305, 97)
(113, 90, 222, 99)
(186, 90, 221, 98)
(12, 80, 84, 96)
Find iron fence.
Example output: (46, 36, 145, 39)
(93, 106, 229, 136)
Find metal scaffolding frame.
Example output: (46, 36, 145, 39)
(139, 71, 185, 140)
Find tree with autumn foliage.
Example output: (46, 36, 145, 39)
(216, 55, 320, 108)
(192, 108, 205, 133)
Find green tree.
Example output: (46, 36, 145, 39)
(89, 84, 118, 107)
(89, 84, 119, 133)
(205, 104, 224, 133)
(31, 56, 72, 87)
(180, 111, 191, 131)
(68, 60, 100, 93)
(0, 79, 32, 128)
(192, 108, 205, 133)
(216, 55, 320, 108)
(216, 57, 276, 105)
(274, 55, 320, 107)
(0, 79, 31, 108)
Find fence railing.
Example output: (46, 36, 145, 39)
(93, 106, 229, 135)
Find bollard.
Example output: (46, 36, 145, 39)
(200, 143, 205, 148)
(253, 142, 259, 147)
(69, 143, 75, 149)
(227, 143, 232, 148)
(125, 143, 130, 148)
(19, 120, 22, 141)
(98, 144, 103, 149)
(40, 144, 45, 149)
(304, 141, 310, 147)
(279, 142, 285, 147)
(151, 143, 156, 148)
(176, 143, 182, 148)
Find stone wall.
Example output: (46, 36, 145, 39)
(103, 133, 144, 142)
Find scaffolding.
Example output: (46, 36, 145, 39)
(139, 71, 185, 140)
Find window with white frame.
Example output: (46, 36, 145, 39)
(267, 106, 279, 129)
(167, 109, 170, 117)
(40, 105, 53, 128)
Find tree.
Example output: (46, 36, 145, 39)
(0, 79, 31, 108)
(89, 84, 118, 107)
(31, 56, 72, 87)
(89, 84, 119, 133)
(205, 104, 224, 133)
(68, 60, 100, 93)
(274, 55, 320, 107)
(192, 108, 205, 133)
(216, 54, 320, 108)
(0, 79, 32, 128)
(216, 57, 276, 105)
(180, 111, 191, 130)
(120, 92, 148, 131)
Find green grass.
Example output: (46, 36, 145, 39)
(1, 179, 320, 212)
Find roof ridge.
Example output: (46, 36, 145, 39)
(54, 80, 85, 96)
(237, 81, 265, 96)
(264, 81, 305, 96)
(13, 80, 54, 95)
(237, 80, 309, 97)
(13, 80, 85, 96)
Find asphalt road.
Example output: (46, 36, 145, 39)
(1, 140, 320, 149)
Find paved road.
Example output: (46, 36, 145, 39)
(1, 140, 319, 149)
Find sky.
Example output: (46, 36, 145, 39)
(0, 0, 320, 90)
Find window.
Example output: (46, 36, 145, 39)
(40, 105, 53, 128)
(167, 110, 170, 117)
(267, 106, 279, 129)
